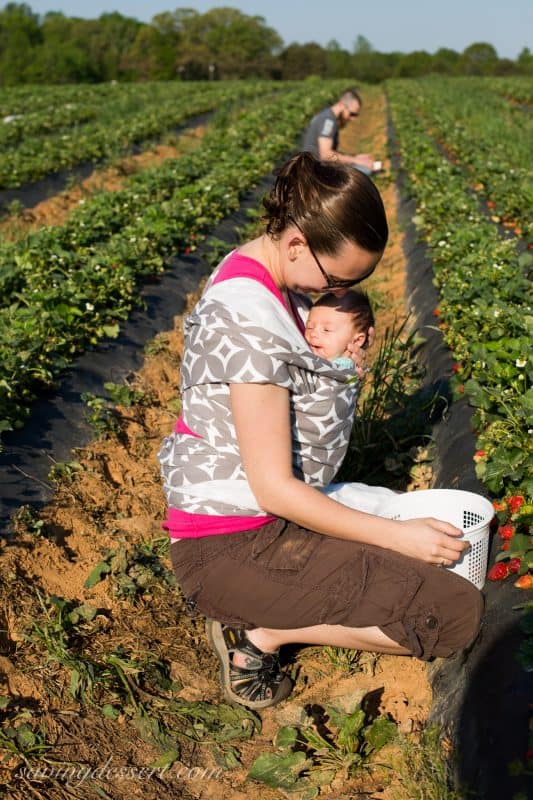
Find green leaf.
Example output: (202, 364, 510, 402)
(520, 610, 533, 635)
(286, 781, 320, 799)
(275, 726, 299, 750)
(70, 669, 82, 698)
(210, 744, 242, 770)
(308, 768, 336, 787)
(101, 704, 120, 720)
(247, 751, 311, 790)
(363, 717, 397, 752)
(68, 603, 98, 625)
(337, 707, 366, 753)
(149, 748, 180, 770)
(84, 560, 112, 588)
(102, 324, 120, 338)
(516, 640, 533, 672)
(16, 724, 36, 750)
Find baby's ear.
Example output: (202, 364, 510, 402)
(350, 332, 367, 348)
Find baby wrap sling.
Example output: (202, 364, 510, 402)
(158, 255, 360, 519)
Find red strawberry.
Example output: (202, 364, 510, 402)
(452, 363, 461, 373)
(507, 495, 525, 514)
(473, 450, 486, 462)
(432, 308, 440, 317)
(514, 575, 533, 590)
(486, 200, 496, 209)
(498, 524, 515, 540)
(487, 562, 509, 581)
(501, 541, 510, 551)
(508, 557, 522, 574)
(458, 384, 464, 394)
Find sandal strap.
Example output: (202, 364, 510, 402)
(219, 624, 287, 704)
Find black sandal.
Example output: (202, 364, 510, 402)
(206, 619, 293, 709)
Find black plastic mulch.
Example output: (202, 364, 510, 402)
(392, 121, 532, 798)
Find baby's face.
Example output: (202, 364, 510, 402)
(305, 305, 362, 361)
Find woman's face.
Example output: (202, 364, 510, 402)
(283, 233, 382, 296)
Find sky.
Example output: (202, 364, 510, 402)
(17, 0, 533, 60)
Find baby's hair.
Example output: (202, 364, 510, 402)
(313, 289, 375, 347)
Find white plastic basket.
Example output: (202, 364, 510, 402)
(380, 489, 494, 589)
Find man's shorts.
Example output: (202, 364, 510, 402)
(170, 519, 483, 661)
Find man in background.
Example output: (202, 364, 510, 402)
(302, 88, 376, 175)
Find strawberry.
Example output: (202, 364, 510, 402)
(507, 495, 525, 514)
(473, 450, 486, 462)
(452, 363, 461, 373)
(432, 308, 440, 317)
(486, 200, 496, 209)
(514, 575, 533, 590)
(457, 384, 464, 394)
(487, 562, 509, 581)
(501, 541, 510, 551)
(498, 524, 515, 540)
(493, 500, 507, 513)
(508, 557, 522, 574)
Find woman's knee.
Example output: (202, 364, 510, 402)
(443, 580, 484, 653)
(384, 574, 484, 661)
(427, 578, 484, 658)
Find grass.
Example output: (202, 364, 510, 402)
(392, 726, 469, 800)
(338, 316, 443, 489)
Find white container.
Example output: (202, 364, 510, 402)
(380, 489, 494, 590)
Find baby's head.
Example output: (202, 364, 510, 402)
(305, 290, 374, 361)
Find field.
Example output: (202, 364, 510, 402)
(0, 77, 532, 799)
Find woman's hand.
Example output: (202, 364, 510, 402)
(394, 518, 469, 565)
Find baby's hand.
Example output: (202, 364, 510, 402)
(346, 326, 374, 377)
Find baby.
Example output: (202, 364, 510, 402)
(304, 289, 374, 370)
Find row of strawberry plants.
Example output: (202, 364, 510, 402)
(0, 101, 98, 148)
(0, 80, 346, 439)
(0, 81, 272, 189)
(0, 81, 127, 115)
(387, 81, 532, 583)
(387, 78, 532, 240)
(0, 82, 195, 150)
(492, 76, 533, 105)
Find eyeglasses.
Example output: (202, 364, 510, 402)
(288, 215, 369, 290)
(343, 103, 359, 118)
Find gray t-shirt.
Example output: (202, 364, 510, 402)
(302, 108, 338, 158)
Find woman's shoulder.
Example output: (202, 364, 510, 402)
(211, 250, 270, 287)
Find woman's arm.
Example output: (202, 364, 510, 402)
(230, 382, 469, 565)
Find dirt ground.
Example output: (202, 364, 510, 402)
(0, 91, 441, 800)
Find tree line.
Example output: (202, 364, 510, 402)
(1, 2, 531, 85)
